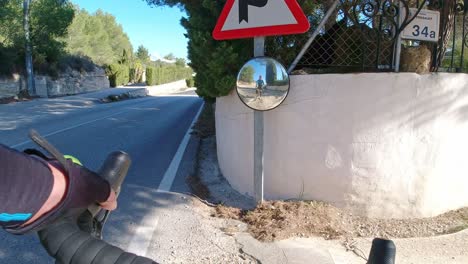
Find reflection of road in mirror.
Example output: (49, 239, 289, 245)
(237, 82, 289, 111)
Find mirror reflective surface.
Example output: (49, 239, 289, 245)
(236, 57, 290, 111)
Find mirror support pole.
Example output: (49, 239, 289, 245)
(254, 37, 265, 204)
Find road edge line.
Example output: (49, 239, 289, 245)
(157, 102, 204, 192)
(125, 101, 204, 257)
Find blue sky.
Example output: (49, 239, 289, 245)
(250, 59, 285, 82)
(73, 0, 188, 59)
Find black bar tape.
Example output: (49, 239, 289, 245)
(128, 255, 156, 264)
(71, 238, 107, 264)
(57, 232, 93, 264)
(115, 253, 138, 264)
(39, 220, 159, 264)
(93, 245, 124, 264)
(39, 221, 80, 256)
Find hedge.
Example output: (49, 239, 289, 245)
(146, 66, 193, 86)
(186, 78, 195, 87)
(129, 61, 144, 83)
(146, 67, 156, 86)
(107, 64, 130, 87)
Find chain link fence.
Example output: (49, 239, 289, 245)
(265, 0, 460, 74)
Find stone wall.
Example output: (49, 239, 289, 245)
(216, 73, 468, 219)
(0, 75, 22, 98)
(0, 68, 109, 98)
(45, 67, 109, 97)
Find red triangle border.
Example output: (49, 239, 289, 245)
(213, 0, 310, 40)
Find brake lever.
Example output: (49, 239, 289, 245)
(83, 206, 111, 239)
(85, 151, 131, 239)
(28, 129, 131, 240)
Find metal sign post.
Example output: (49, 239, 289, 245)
(253, 36, 265, 204)
(213, 0, 310, 205)
(394, 1, 403, 72)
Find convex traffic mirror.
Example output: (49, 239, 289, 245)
(236, 57, 290, 111)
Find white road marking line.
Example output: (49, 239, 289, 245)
(157, 102, 204, 192)
(126, 102, 204, 257)
(11, 110, 128, 148)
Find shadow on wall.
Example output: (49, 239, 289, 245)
(353, 74, 468, 130)
(287, 73, 468, 217)
(217, 73, 468, 218)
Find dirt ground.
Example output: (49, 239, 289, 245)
(190, 101, 216, 139)
(214, 201, 468, 242)
(0, 95, 35, 104)
(190, 102, 468, 245)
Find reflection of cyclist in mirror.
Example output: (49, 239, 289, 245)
(256, 75, 265, 100)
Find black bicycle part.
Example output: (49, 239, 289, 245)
(29, 129, 71, 173)
(30, 130, 157, 263)
(84, 151, 131, 239)
(367, 238, 396, 264)
(39, 218, 158, 264)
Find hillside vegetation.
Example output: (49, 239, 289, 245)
(0, 1, 192, 89)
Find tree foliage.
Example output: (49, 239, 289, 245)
(31, 0, 74, 62)
(106, 63, 130, 87)
(143, 0, 319, 99)
(135, 45, 150, 63)
(175, 57, 186, 67)
(239, 65, 254, 83)
(65, 8, 133, 66)
(0, 0, 23, 47)
(144, 0, 253, 99)
(164, 53, 175, 60)
(0, 0, 193, 84)
(0, 0, 75, 76)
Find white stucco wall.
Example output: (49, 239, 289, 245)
(216, 73, 468, 218)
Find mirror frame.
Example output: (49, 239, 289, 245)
(236, 56, 291, 112)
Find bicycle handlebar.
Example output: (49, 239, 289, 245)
(38, 219, 157, 264)
(28, 136, 159, 264)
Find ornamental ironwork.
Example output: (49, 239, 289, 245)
(266, 0, 440, 73)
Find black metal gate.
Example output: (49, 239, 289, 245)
(265, 0, 464, 74)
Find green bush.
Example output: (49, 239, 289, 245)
(58, 55, 96, 73)
(129, 68, 136, 83)
(146, 67, 155, 85)
(146, 66, 193, 86)
(186, 78, 195, 87)
(107, 64, 130, 87)
(121, 65, 130, 86)
(130, 61, 145, 83)
(0, 45, 20, 76)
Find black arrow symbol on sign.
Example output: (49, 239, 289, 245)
(239, 0, 268, 23)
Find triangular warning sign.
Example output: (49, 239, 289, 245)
(213, 0, 310, 40)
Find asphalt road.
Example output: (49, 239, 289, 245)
(0, 91, 203, 263)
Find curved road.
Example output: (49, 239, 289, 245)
(0, 91, 203, 263)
